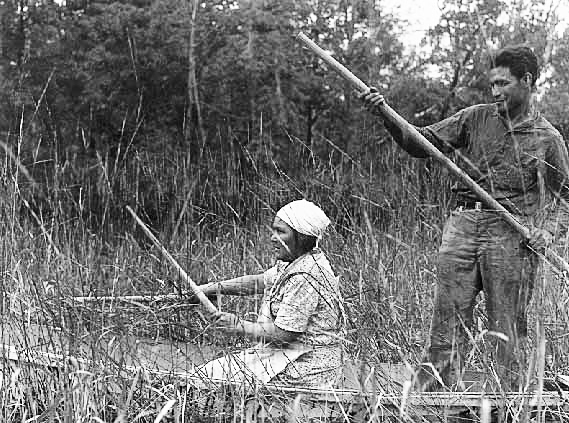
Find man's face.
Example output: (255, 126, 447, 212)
(489, 66, 531, 119)
(270, 216, 298, 262)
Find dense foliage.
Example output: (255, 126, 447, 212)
(1, 0, 567, 238)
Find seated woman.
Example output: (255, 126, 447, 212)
(196, 199, 343, 389)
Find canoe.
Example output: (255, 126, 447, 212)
(3, 340, 569, 422)
(2, 321, 568, 422)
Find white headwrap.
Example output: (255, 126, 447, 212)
(275, 199, 331, 242)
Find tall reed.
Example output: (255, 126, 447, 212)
(1, 110, 567, 422)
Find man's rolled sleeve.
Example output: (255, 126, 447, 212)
(545, 135, 569, 199)
(422, 108, 469, 153)
(274, 274, 319, 333)
(540, 135, 569, 236)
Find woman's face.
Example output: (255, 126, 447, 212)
(270, 217, 298, 262)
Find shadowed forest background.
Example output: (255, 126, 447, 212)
(2, 0, 569, 237)
(1, 0, 569, 421)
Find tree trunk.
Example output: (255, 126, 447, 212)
(439, 48, 473, 120)
(274, 58, 286, 126)
(17, 0, 27, 68)
(342, 0, 355, 149)
(0, 1, 6, 83)
(247, 17, 256, 138)
(306, 102, 313, 148)
(186, 0, 205, 148)
(0, 2, 4, 66)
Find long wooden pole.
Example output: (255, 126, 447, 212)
(126, 206, 218, 314)
(296, 32, 569, 275)
(71, 293, 198, 303)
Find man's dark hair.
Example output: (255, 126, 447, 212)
(491, 45, 539, 88)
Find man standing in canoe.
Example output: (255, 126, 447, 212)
(361, 45, 569, 391)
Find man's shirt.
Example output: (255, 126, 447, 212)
(390, 103, 569, 233)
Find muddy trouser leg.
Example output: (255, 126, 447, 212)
(414, 211, 482, 391)
(480, 215, 536, 391)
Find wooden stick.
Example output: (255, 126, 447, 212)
(296, 32, 369, 93)
(126, 206, 218, 314)
(71, 293, 197, 303)
(297, 31, 569, 275)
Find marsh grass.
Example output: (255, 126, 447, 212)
(1, 113, 569, 423)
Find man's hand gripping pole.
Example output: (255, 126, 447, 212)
(296, 31, 569, 276)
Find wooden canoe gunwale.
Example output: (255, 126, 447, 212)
(3, 343, 568, 412)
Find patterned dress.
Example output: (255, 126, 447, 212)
(258, 249, 344, 388)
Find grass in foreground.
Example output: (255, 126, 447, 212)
(1, 124, 568, 422)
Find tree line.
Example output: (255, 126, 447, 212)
(1, 0, 568, 240)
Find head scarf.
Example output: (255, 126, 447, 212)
(275, 199, 331, 243)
